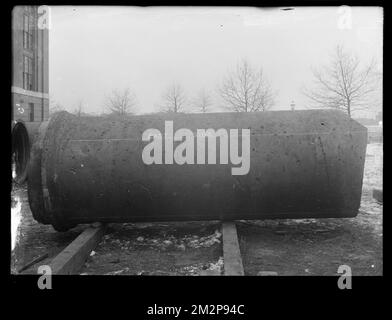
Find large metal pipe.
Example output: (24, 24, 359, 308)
(28, 110, 367, 231)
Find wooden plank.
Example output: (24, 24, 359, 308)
(49, 224, 105, 275)
(222, 222, 244, 276)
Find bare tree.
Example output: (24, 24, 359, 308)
(104, 88, 136, 116)
(73, 99, 84, 117)
(219, 59, 275, 112)
(193, 89, 213, 113)
(303, 45, 380, 117)
(160, 83, 187, 113)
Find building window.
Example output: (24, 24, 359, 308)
(23, 55, 33, 90)
(23, 14, 33, 50)
(29, 102, 34, 121)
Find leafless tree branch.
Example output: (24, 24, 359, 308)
(303, 45, 380, 117)
(160, 83, 187, 113)
(219, 59, 276, 112)
(104, 88, 136, 116)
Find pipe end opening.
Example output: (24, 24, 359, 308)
(12, 122, 30, 184)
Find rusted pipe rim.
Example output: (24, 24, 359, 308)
(12, 122, 30, 184)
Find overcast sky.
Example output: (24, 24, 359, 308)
(49, 6, 383, 117)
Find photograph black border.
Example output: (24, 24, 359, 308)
(4, 0, 387, 313)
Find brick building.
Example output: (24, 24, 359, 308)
(12, 6, 49, 123)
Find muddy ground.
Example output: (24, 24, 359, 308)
(11, 143, 382, 276)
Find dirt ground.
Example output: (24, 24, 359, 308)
(11, 143, 382, 276)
